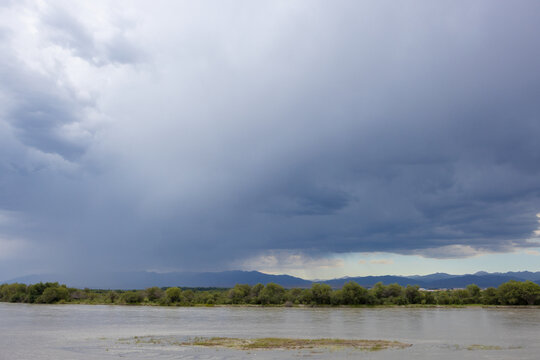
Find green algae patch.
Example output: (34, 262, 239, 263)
(466, 344, 503, 351)
(181, 337, 411, 351)
(444, 344, 521, 351)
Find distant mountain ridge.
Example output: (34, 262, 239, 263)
(407, 272, 456, 281)
(323, 274, 532, 289)
(2, 271, 312, 290)
(3, 270, 540, 290)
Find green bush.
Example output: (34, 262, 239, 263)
(165, 287, 182, 303)
(38, 286, 70, 304)
(121, 291, 145, 304)
(258, 283, 285, 304)
(2, 279, 539, 307)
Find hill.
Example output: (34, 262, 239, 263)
(3, 270, 539, 289)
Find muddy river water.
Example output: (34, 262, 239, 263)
(1, 303, 538, 359)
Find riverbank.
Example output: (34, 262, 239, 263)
(2, 279, 539, 306)
(4, 299, 540, 310)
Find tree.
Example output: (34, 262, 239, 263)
(499, 281, 540, 305)
(466, 284, 481, 303)
(370, 282, 386, 303)
(311, 283, 332, 305)
(258, 283, 285, 305)
(107, 291, 119, 303)
(26, 282, 49, 303)
(165, 287, 182, 303)
(300, 289, 313, 304)
(452, 289, 469, 304)
(496, 280, 536, 305)
(341, 281, 368, 305)
(519, 281, 540, 305)
(435, 291, 450, 305)
(38, 286, 70, 304)
(0, 283, 27, 302)
(122, 291, 145, 304)
(422, 291, 436, 304)
(384, 283, 404, 299)
(182, 289, 195, 304)
(329, 289, 344, 305)
(228, 284, 251, 304)
(146, 287, 164, 302)
(286, 288, 303, 304)
(405, 285, 421, 304)
(250, 283, 264, 303)
(480, 287, 498, 305)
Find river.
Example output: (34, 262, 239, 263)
(1, 303, 538, 359)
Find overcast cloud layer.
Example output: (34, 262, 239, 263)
(1, 1, 540, 278)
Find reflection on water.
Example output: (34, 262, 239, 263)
(1, 303, 539, 359)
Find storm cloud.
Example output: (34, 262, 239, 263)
(1, 0, 540, 278)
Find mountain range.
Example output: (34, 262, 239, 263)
(3, 270, 540, 290)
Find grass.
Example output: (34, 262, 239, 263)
(119, 336, 528, 353)
(130, 336, 412, 351)
(466, 344, 503, 351)
(190, 337, 412, 351)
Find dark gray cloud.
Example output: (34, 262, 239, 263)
(2, 65, 89, 160)
(1, 1, 540, 279)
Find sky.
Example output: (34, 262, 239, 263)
(1, 0, 540, 281)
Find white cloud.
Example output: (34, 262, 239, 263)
(240, 251, 344, 275)
(413, 245, 486, 259)
(369, 259, 394, 265)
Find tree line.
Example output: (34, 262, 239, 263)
(1, 280, 539, 306)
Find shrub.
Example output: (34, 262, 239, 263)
(165, 287, 182, 303)
(38, 286, 70, 304)
(122, 291, 145, 304)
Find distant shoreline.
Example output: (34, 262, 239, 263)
(3, 302, 540, 309)
(2, 280, 539, 307)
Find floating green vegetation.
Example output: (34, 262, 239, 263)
(446, 344, 521, 351)
(190, 337, 412, 351)
(466, 344, 523, 351)
(127, 336, 411, 351)
(466, 344, 503, 351)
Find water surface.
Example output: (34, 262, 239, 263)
(1, 303, 538, 359)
